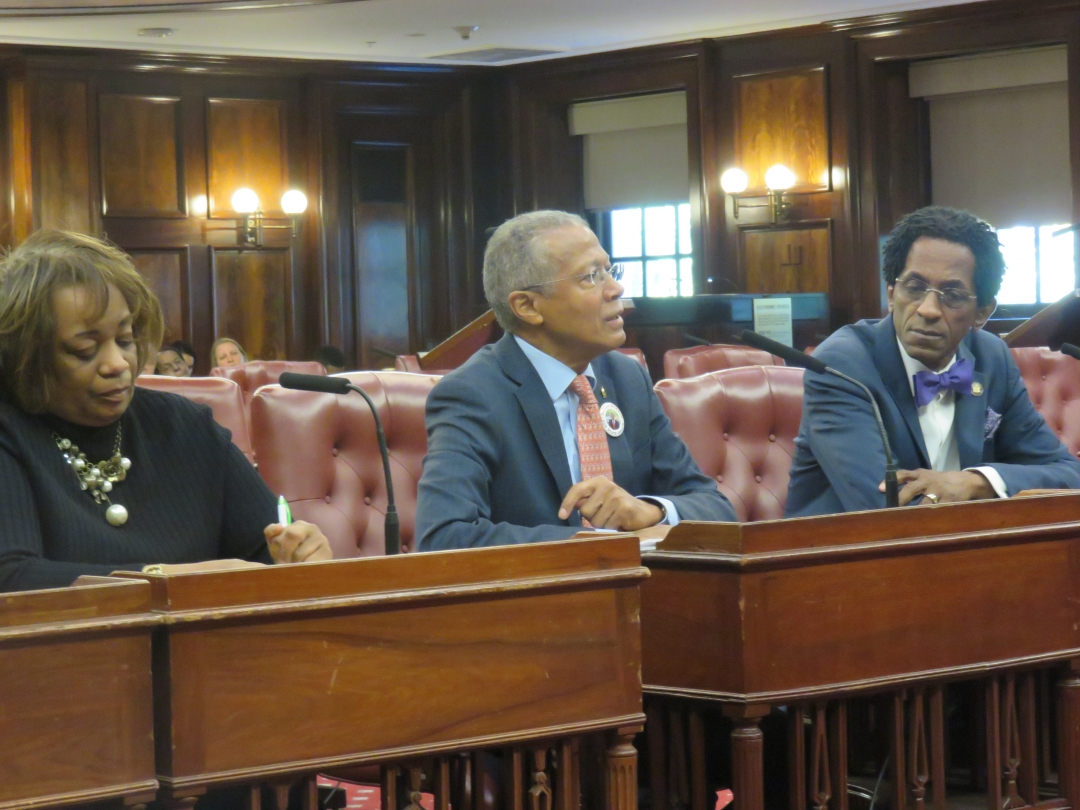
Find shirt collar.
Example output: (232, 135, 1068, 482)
(514, 335, 596, 402)
(896, 336, 957, 397)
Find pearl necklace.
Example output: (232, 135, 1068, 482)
(53, 425, 132, 527)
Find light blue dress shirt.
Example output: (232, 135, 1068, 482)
(513, 335, 679, 525)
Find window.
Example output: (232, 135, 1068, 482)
(995, 224, 1076, 309)
(598, 203, 693, 298)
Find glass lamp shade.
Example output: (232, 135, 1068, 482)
(231, 188, 260, 214)
(720, 168, 749, 194)
(764, 164, 796, 191)
(281, 190, 308, 215)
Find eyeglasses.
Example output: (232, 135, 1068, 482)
(896, 278, 977, 311)
(523, 263, 624, 291)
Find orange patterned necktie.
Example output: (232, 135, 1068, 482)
(570, 375, 613, 483)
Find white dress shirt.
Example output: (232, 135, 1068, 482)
(514, 336, 679, 525)
(896, 338, 1008, 498)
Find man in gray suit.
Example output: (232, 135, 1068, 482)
(416, 210, 734, 551)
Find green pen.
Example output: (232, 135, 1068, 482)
(276, 495, 292, 526)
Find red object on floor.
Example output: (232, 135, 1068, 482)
(715, 788, 734, 810)
(316, 776, 434, 810)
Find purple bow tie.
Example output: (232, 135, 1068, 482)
(913, 358, 974, 407)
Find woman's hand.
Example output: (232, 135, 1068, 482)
(264, 520, 334, 564)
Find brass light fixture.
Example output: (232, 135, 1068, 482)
(721, 165, 796, 224)
(215, 188, 309, 248)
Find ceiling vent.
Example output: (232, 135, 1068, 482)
(429, 46, 562, 64)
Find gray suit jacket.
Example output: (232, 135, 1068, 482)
(785, 316, 1080, 517)
(416, 334, 735, 550)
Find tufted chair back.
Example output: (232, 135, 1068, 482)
(136, 375, 254, 464)
(654, 366, 805, 521)
(211, 360, 327, 406)
(250, 372, 440, 558)
(1010, 347, 1080, 460)
(663, 344, 784, 379)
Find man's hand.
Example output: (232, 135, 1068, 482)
(264, 520, 334, 564)
(558, 477, 664, 531)
(879, 469, 996, 506)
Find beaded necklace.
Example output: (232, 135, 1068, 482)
(53, 424, 132, 526)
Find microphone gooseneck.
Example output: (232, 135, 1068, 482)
(739, 330, 901, 509)
(1061, 343, 1080, 362)
(278, 373, 401, 554)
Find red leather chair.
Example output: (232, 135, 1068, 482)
(250, 371, 440, 558)
(211, 360, 327, 406)
(663, 344, 784, 379)
(135, 375, 255, 464)
(1010, 347, 1080, 460)
(654, 366, 805, 521)
(617, 347, 648, 369)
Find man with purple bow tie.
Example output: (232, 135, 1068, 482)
(786, 206, 1080, 517)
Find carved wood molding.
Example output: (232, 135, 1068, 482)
(156, 712, 648, 790)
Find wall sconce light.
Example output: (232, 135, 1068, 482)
(721, 164, 796, 224)
(217, 188, 309, 248)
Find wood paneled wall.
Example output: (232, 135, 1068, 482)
(3, 0, 1080, 361)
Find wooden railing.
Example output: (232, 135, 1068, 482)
(1, 536, 646, 810)
(640, 494, 1080, 810)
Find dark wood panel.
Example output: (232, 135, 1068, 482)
(34, 78, 93, 233)
(100, 94, 182, 218)
(207, 97, 289, 218)
(7, 77, 33, 246)
(354, 201, 410, 368)
(212, 248, 289, 360)
(741, 222, 831, 293)
(130, 250, 186, 345)
(733, 67, 829, 194)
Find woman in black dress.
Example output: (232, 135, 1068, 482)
(0, 230, 331, 592)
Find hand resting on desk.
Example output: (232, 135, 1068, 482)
(558, 477, 665, 531)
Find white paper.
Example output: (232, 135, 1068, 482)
(752, 297, 794, 347)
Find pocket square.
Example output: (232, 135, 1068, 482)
(985, 408, 1002, 441)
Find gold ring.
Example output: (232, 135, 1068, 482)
(926, 493, 939, 504)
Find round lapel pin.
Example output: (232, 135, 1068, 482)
(599, 402, 625, 437)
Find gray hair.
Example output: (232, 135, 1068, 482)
(483, 210, 590, 332)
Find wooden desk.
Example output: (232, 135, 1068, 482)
(116, 536, 648, 809)
(0, 579, 157, 810)
(641, 494, 1080, 810)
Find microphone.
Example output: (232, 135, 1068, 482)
(739, 330, 900, 508)
(1062, 344, 1080, 362)
(278, 372, 400, 554)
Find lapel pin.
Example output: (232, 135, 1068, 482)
(971, 381, 984, 396)
(599, 402, 625, 437)
(600, 386, 607, 398)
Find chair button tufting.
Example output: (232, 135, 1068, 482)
(332, 448, 339, 456)
(723, 433, 729, 440)
(717, 475, 723, 482)
(755, 475, 762, 483)
(769, 434, 776, 442)
(1043, 374, 1048, 380)
(324, 495, 332, 504)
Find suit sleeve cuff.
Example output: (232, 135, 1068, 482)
(639, 496, 680, 526)
(966, 466, 1009, 499)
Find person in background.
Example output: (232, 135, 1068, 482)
(416, 210, 735, 551)
(211, 337, 247, 369)
(155, 346, 189, 377)
(785, 206, 1080, 516)
(313, 345, 346, 374)
(0, 230, 331, 593)
(171, 340, 195, 376)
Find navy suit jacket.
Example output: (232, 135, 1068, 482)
(416, 334, 735, 550)
(785, 316, 1080, 517)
